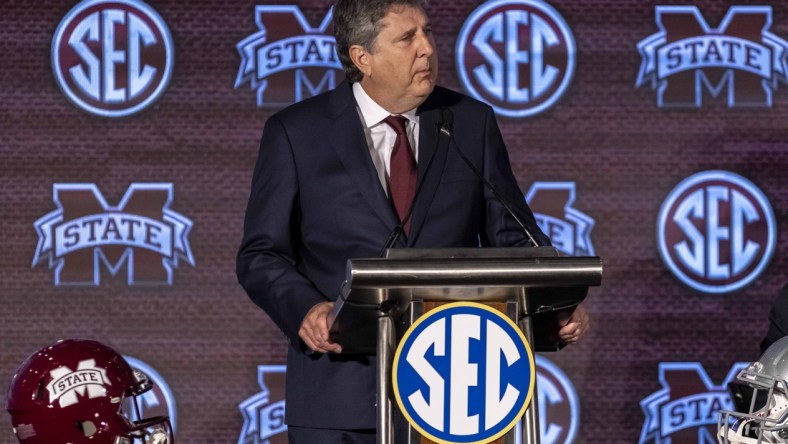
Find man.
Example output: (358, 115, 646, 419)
(236, 0, 589, 442)
(761, 284, 788, 353)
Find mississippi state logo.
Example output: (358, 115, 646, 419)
(32, 183, 195, 286)
(52, 0, 174, 117)
(235, 6, 343, 107)
(47, 359, 111, 408)
(657, 171, 776, 294)
(525, 182, 594, 256)
(456, 0, 576, 117)
(393, 302, 535, 443)
(639, 362, 747, 443)
(238, 365, 287, 444)
(636, 6, 788, 108)
(124, 356, 177, 433)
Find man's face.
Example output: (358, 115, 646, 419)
(358, 5, 438, 113)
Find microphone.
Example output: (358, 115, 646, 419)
(379, 225, 403, 256)
(439, 107, 541, 248)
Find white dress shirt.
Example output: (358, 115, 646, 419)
(352, 82, 419, 196)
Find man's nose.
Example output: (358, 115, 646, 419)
(417, 33, 434, 58)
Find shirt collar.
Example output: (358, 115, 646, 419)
(353, 82, 417, 128)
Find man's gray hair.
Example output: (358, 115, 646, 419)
(333, 0, 427, 83)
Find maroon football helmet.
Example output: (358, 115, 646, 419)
(6, 339, 172, 443)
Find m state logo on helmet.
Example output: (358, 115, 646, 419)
(6, 339, 173, 444)
(46, 358, 112, 408)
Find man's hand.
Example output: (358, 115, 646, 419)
(299, 302, 342, 354)
(558, 304, 590, 344)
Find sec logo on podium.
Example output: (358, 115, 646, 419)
(393, 302, 536, 444)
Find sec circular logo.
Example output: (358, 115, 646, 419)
(456, 0, 576, 118)
(535, 356, 579, 444)
(52, 0, 174, 117)
(657, 171, 776, 294)
(393, 302, 535, 444)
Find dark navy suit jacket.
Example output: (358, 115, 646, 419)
(236, 81, 549, 429)
(761, 284, 788, 354)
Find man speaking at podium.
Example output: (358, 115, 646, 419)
(237, 0, 589, 442)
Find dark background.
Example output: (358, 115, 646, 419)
(1, 0, 786, 442)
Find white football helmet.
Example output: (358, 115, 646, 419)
(718, 336, 788, 443)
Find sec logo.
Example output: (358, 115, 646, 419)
(52, 0, 174, 117)
(533, 356, 578, 444)
(456, 0, 575, 118)
(393, 302, 535, 444)
(657, 171, 776, 294)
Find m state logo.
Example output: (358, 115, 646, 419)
(657, 171, 776, 294)
(393, 302, 535, 444)
(456, 0, 576, 118)
(52, 0, 174, 117)
(47, 359, 111, 408)
(636, 6, 788, 108)
(33, 183, 195, 286)
(525, 182, 594, 256)
(124, 356, 177, 433)
(238, 365, 287, 444)
(235, 6, 343, 107)
(640, 362, 748, 443)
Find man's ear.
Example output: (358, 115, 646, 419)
(349, 45, 370, 77)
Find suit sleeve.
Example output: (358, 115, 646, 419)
(761, 284, 788, 354)
(479, 107, 552, 247)
(236, 115, 328, 347)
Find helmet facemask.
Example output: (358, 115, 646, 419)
(719, 366, 788, 443)
(119, 369, 174, 444)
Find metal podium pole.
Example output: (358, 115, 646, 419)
(377, 315, 395, 444)
(519, 291, 541, 444)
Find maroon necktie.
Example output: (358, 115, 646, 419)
(383, 115, 417, 234)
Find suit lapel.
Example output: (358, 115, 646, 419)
(326, 83, 400, 232)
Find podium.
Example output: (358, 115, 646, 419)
(328, 246, 602, 444)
